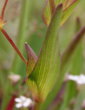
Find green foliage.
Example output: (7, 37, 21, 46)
(59, 18, 84, 110)
(27, 4, 63, 101)
(0, 0, 85, 110)
(43, 0, 80, 26)
(61, 0, 80, 25)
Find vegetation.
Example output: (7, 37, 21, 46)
(0, 0, 85, 110)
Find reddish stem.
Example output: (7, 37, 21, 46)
(1, 0, 8, 19)
(6, 95, 16, 110)
(1, 29, 27, 64)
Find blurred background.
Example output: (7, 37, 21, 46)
(0, 0, 85, 110)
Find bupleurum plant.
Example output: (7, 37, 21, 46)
(0, 0, 85, 110)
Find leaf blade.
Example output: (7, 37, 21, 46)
(28, 4, 63, 101)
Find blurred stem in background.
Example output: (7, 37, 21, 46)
(12, 0, 32, 76)
(59, 18, 83, 110)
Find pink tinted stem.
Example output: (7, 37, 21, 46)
(1, 0, 8, 19)
(1, 29, 27, 64)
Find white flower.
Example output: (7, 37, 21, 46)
(8, 73, 21, 83)
(15, 96, 33, 108)
(66, 74, 85, 85)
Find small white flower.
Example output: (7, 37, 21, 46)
(15, 96, 33, 108)
(8, 73, 21, 83)
(66, 74, 85, 85)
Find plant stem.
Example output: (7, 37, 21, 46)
(61, 27, 85, 68)
(1, 29, 27, 64)
(1, 0, 8, 19)
(12, 0, 31, 74)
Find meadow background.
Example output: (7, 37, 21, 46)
(0, 0, 85, 110)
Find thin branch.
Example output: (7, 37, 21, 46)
(61, 26, 85, 68)
(1, 29, 27, 64)
(1, 0, 8, 19)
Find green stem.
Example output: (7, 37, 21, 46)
(12, 0, 31, 74)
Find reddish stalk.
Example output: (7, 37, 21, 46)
(0, 0, 27, 64)
(6, 95, 16, 110)
(61, 27, 85, 67)
(1, 29, 27, 64)
(1, 0, 8, 19)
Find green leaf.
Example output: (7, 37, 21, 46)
(42, 0, 80, 26)
(40, 27, 85, 110)
(61, 0, 80, 25)
(27, 4, 63, 101)
(42, 0, 51, 25)
(42, 0, 64, 26)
